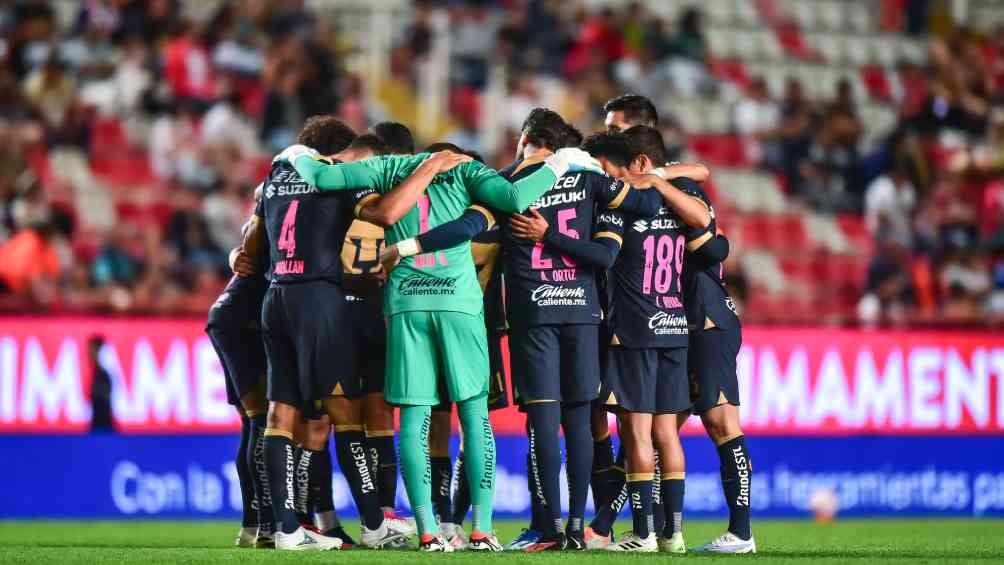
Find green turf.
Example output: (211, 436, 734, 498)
(0, 519, 1001, 564)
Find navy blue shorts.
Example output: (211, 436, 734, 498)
(206, 326, 266, 406)
(262, 281, 359, 412)
(688, 326, 741, 415)
(602, 346, 690, 414)
(347, 296, 386, 395)
(510, 323, 600, 405)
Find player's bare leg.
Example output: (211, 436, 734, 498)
(696, 402, 755, 553)
(604, 412, 657, 552)
(324, 396, 411, 548)
(654, 414, 686, 553)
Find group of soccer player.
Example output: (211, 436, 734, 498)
(206, 93, 755, 554)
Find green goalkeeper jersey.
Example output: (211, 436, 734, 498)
(291, 153, 558, 316)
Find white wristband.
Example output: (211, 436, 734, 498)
(397, 238, 421, 257)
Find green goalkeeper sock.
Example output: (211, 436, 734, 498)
(457, 394, 495, 534)
(399, 405, 439, 537)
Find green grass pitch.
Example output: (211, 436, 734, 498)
(0, 519, 1002, 564)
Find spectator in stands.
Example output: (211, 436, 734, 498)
(162, 18, 216, 110)
(663, 7, 714, 96)
(22, 57, 76, 130)
(864, 160, 917, 247)
(92, 223, 140, 288)
(0, 221, 62, 307)
(203, 175, 248, 253)
(733, 76, 781, 167)
(858, 238, 916, 325)
(149, 99, 215, 189)
(940, 249, 992, 321)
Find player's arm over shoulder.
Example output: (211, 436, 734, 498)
(462, 159, 559, 213)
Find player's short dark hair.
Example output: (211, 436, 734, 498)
(372, 121, 415, 154)
(581, 132, 633, 167)
(524, 125, 561, 152)
(603, 94, 659, 128)
(464, 150, 485, 163)
(347, 133, 389, 156)
(521, 107, 565, 134)
(297, 115, 356, 156)
(562, 124, 584, 148)
(424, 141, 466, 154)
(623, 125, 667, 166)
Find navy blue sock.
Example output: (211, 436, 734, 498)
(311, 444, 334, 514)
(561, 401, 592, 533)
(526, 402, 562, 536)
(451, 453, 471, 525)
(248, 415, 274, 535)
(264, 430, 299, 534)
(334, 429, 383, 530)
(526, 451, 546, 531)
(717, 436, 752, 540)
(366, 434, 398, 510)
(431, 455, 453, 524)
(591, 433, 616, 510)
(627, 475, 654, 538)
(236, 415, 256, 527)
(662, 476, 685, 538)
(589, 447, 627, 536)
(294, 447, 315, 522)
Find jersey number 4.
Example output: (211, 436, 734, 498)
(278, 200, 299, 258)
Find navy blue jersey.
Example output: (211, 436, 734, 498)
(206, 274, 268, 331)
(682, 185, 740, 329)
(255, 159, 374, 285)
(501, 162, 642, 326)
(596, 204, 689, 348)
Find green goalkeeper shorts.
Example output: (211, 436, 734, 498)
(385, 310, 490, 406)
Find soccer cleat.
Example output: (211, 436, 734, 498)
(254, 532, 275, 549)
(360, 521, 411, 549)
(468, 533, 503, 552)
(274, 527, 343, 551)
(383, 510, 418, 537)
(658, 532, 687, 554)
(565, 530, 586, 550)
(694, 532, 757, 554)
(504, 528, 542, 551)
(322, 526, 357, 549)
(441, 522, 469, 550)
(524, 532, 566, 552)
(584, 526, 612, 550)
(418, 535, 454, 552)
(604, 532, 658, 553)
(235, 527, 258, 548)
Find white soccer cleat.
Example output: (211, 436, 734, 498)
(658, 532, 687, 554)
(467, 533, 503, 552)
(694, 532, 757, 554)
(418, 535, 454, 552)
(360, 521, 411, 549)
(235, 527, 258, 548)
(604, 532, 658, 552)
(441, 522, 469, 550)
(383, 515, 417, 537)
(274, 527, 342, 551)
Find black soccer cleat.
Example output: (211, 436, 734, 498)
(565, 529, 586, 550)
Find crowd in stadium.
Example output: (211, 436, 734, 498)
(0, 0, 1001, 324)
